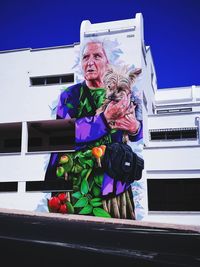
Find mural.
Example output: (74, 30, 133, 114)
(45, 36, 144, 219)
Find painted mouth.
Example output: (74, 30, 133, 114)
(87, 69, 95, 73)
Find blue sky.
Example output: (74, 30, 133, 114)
(0, 0, 199, 89)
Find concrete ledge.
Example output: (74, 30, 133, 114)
(0, 207, 199, 233)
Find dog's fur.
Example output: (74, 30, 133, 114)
(97, 65, 141, 114)
(96, 65, 141, 143)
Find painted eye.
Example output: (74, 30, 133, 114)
(82, 55, 89, 61)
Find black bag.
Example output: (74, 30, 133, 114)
(102, 143, 144, 184)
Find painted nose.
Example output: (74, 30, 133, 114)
(87, 58, 94, 66)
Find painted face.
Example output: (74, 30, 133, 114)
(81, 42, 108, 84)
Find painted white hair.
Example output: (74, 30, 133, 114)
(80, 37, 123, 64)
(72, 36, 123, 82)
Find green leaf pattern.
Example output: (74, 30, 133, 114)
(54, 86, 116, 217)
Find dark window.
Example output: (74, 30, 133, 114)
(28, 137, 42, 147)
(61, 74, 74, 83)
(26, 180, 72, 192)
(27, 119, 75, 152)
(46, 76, 60, 85)
(4, 138, 21, 148)
(166, 130, 181, 140)
(150, 128, 197, 141)
(150, 131, 166, 140)
(49, 136, 74, 146)
(0, 182, 18, 192)
(30, 74, 74, 86)
(181, 129, 197, 139)
(31, 77, 46, 86)
(148, 179, 200, 211)
(0, 123, 22, 153)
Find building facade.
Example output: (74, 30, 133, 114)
(0, 13, 199, 225)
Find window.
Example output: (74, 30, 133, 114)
(148, 179, 200, 211)
(150, 131, 166, 140)
(31, 77, 46, 86)
(0, 122, 22, 153)
(150, 128, 197, 141)
(166, 130, 181, 140)
(157, 108, 192, 114)
(60, 74, 74, 83)
(0, 182, 18, 192)
(30, 74, 74, 86)
(26, 180, 72, 192)
(28, 119, 75, 152)
(156, 110, 169, 114)
(46, 76, 60, 85)
(182, 129, 197, 139)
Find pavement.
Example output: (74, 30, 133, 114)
(0, 208, 199, 267)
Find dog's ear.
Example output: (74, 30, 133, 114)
(105, 65, 114, 75)
(103, 65, 114, 83)
(129, 68, 142, 83)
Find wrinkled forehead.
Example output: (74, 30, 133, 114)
(82, 42, 107, 56)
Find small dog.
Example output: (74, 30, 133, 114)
(96, 65, 142, 142)
(97, 65, 141, 113)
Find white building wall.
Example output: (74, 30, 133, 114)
(0, 46, 76, 123)
(144, 146, 200, 172)
(149, 112, 197, 131)
(155, 85, 200, 108)
(0, 14, 199, 225)
(144, 84, 200, 225)
(29, 46, 75, 77)
(0, 50, 30, 123)
(155, 87, 193, 104)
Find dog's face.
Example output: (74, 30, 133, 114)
(103, 66, 141, 102)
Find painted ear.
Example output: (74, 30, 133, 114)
(129, 68, 142, 83)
